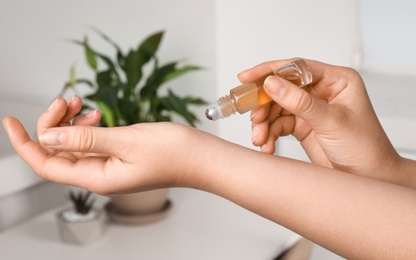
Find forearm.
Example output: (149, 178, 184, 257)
(184, 130, 416, 259)
(395, 157, 416, 189)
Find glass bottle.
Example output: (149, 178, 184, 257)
(205, 59, 313, 121)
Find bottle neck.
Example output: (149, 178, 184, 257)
(217, 94, 238, 119)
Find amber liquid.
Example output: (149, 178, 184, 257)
(231, 72, 304, 114)
(212, 59, 312, 119)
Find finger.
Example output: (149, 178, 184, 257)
(250, 102, 271, 123)
(260, 115, 296, 154)
(238, 59, 294, 84)
(37, 125, 134, 155)
(269, 115, 296, 139)
(3, 116, 55, 173)
(37, 97, 68, 136)
(251, 102, 284, 124)
(238, 59, 327, 86)
(58, 96, 83, 126)
(3, 117, 114, 189)
(252, 120, 269, 147)
(263, 76, 330, 129)
(267, 102, 285, 124)
(251, 102, 286, 146)
(72, 110, 102, 126)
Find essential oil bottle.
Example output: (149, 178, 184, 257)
(205, 59, 313, 121)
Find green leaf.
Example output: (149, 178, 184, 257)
(74, 79, 94, 88)
(137, 31, 164, 61)
(183, 96, 208, 105)
(90, 87, 120, 127)
(120, 31, 164, 90)
(139, 62, 177, 99)
(83, 37, 98, 70)
(155, 113, 172, 122)
(96, 69, 115, 87)
(69, 65, 76, 87)
(89, 26, 123, 54)
(97, 54, 118, 75)
(84, 93, 98, 104)
(163, 65, 201, 83)
(73, 37, 120, 81)
(140, 63, 202, 100)
(96, 100, 115, 127)
(160, 90, 199, 127)
(89, 26, 127, 72)
(117, 51, 126, 70)
(124, 49, 143, 89)
(89, 49, 120, 83)
(118, 95, 139, 125)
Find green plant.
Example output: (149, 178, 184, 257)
(69, 190, 95, 215)
(61, 28, 206, 127)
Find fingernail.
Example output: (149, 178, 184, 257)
(67, 95, 77, 106)
(250, 111, 257, 120)
(251, 126, 260, 143)
(48, 97, 59, 111)
(85, 109, 98, 118)
(38, 131, 65, 146)
(237, 70, 248, 79)
(266, 76, 286, 98)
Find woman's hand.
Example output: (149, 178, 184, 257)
(2, 96, 198, 195)
(241, 59, 402, 184)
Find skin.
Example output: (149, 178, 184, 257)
(3, 60, 416, 258)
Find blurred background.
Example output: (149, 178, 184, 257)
(0, 0, 415, 259)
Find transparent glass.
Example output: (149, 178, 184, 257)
(205, 59, 313, 120)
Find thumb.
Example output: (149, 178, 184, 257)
(263, 76, 329, 127)
(38, 126, 124, 154)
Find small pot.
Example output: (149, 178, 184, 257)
(56, 208, 106, 246)
(106, 189, 171, 224)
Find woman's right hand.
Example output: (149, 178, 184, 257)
(241, 59, 404, 185)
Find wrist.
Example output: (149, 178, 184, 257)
(393, 157, 416, 189)
(174, 126, 230, 191)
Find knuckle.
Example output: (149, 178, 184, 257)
(339, 67, 364, 87)
(345, 67, 360, 78)
(291, 91, 314, 115)
(73, 127, 95, 152)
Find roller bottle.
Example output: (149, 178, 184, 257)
(205, 59, 313, 121)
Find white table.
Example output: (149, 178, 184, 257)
(0, 188, 301, 259)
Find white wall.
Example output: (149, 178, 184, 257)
(360, 0, 416, 75)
